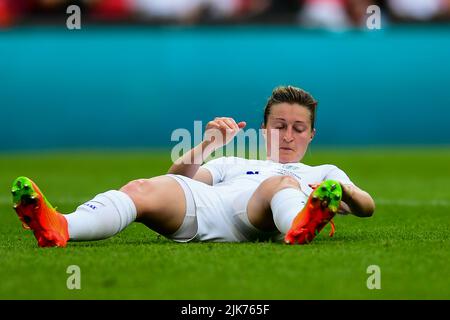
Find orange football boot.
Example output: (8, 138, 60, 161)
(285, 180, 342, 245)
(12, 177, 69, 247)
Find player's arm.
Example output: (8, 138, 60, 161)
(168, 141, 215, 184)
(309, 183, 375, 217)
(339, 184, 375, 217)
(168, 117, 246, 185)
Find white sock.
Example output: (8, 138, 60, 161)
(64, 190, 137, 241)
(270, 188, 307, 234)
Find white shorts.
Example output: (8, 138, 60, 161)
(165, 174, 281, 243)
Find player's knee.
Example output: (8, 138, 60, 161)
(119, 178, 160, 216)
(120, 179, 155, 199)
(266, 175, 300, 192)
(254, 175, 300, 203)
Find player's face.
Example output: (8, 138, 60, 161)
(264, 103, 315, 163)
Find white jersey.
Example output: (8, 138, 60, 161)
(202, 156, 353, 197)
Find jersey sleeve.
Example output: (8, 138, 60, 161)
(324, 166, 354, 186)
(201, 157, 228, 185)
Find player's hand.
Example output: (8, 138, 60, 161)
(308, 183, 321, 190)
(203, 117, 246, 150)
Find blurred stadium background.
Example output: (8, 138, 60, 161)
(1, 0, 450, 150)
(0, 0, 449, 300)
(1, 0, 450, 26)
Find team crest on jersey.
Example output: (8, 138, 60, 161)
(276, 164, 302, 180)
(277, 168, 302, 180)
(282, 164, 300, 171)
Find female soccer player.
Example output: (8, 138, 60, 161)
(11, 86, 375, 247)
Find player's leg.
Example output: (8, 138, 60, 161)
(12, 177, 69, 247)
(12, 175, 188, 247)
(246, 175, 307, 233)
(246, 176, 343, 244)
(284, 180, 342, 244)
(65, 176, 187, 241)
(119, 176, 187, 236)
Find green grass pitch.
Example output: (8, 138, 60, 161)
(0, 148, 449, 299)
